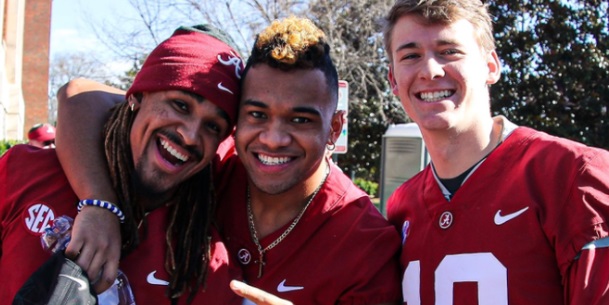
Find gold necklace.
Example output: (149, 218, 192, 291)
(247, 166, 330, 278)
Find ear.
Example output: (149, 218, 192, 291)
(388, 65, 399, 95)
(328, 110, 345, 145)
(486, 50, 502, 85)
(128, 94, 141, 111)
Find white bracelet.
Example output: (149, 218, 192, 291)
(77, 199, 125, 223)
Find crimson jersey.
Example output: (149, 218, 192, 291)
(387, 127, 609, 305)
(0, 145, 242, 304)
(217, 155, 402, 304)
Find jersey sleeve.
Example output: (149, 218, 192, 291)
(337, 200, 403, 305)
(551, 147, 609, 276)
(564, 238, 609, 304)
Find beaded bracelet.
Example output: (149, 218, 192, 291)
(77, 199, 126, 223)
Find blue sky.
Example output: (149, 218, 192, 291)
(52, 0, 113, 56)
(50, 0, 140, 65)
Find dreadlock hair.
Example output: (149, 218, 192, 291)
(103, 95, 216, 303)
(242, 16, 339, 105)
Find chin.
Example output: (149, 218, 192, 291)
(253, 180, 293, 196)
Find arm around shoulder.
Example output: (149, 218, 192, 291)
(55, 78, 125, 202)
(55, 78, 125, 293)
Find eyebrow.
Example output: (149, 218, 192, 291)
(292, 106, 321, 117)
(215, 108, 230, 123)
(243, 99, 322, 117)
(179, 90, 205, 103)
(395, 39, 460, 53)
(395, 42, 418, 53)
(179, 90, 230, 123)
(242, 100, 268, 109)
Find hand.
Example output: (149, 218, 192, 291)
(230, 280, 294, 305)
(65, 206, 122, 293)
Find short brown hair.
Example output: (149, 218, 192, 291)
(383, 0, 495, 62)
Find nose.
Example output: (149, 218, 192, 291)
(259, 120, 291, 149)
(176, 119, 202, 147)
(419, 56, 445, 80)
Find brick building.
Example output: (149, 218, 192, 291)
(1, 0, 52, 141)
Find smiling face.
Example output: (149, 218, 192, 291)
(129, 90, 230, 198)
(235, 64, 342, 195)
(388, 15, 501, 133)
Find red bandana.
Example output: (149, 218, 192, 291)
(126, 28, 243, 125)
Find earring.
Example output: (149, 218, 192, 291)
(327, 139, 336, 151)
(128, 95, 137, 111)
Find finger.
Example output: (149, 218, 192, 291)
(74, 244, 94, 277)
(64, 237, 83, 260)
(86, 248, 108, 286)
(93, 262, 118, 294)
(92, 246, 120, 293)
(230, 280, 293, 305)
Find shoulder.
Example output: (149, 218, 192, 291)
(322, 169, 398, 236)
(319, 165, 379, 214)
(2, 144, 59, 166)
(1, 145, 63, 188)
(502, 127, 606, 169)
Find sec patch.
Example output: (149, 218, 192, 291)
(23, 203, 55, 235)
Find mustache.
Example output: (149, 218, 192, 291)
(158, 130, 204, 161)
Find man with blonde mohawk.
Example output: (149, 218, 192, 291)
(54, 16, 401, 305)
(216, 16, 401, 304)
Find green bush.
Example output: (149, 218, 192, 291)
(0, 140, 23, 156)
(353, 178, 379, 197)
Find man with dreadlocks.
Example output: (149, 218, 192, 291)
(0, 25, 244, 304)
(54, 17, 402, 305)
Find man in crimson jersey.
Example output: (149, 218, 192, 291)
(0, 25, 244, 304)
(383, 0, 609, 304)
(215, 16, 401, 304)
(55, 17, 402, 305)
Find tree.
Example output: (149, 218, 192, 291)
(489, 0, 609, 149)
(307, 0, 406, 182)
(105, 56, 146, 91)
(86, 0, 307, 60)
(84, 0, 309, 88)
(48, 52, 116, 123)
(86, 0, 405, 184)
(85, 0, 609, 187)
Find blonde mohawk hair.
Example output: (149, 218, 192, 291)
(256, 16, 326, 65)
(243, 16, 339, 101)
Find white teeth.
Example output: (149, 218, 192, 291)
(420, 90, 452, 102)
(160, 139, 188, 162)
(258, 154, 291, 165)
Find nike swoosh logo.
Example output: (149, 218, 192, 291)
(217, 82, 234, 94)
(147, 271, 169, 286)
(494, 207, 529, 225)
(277, 279, 304, 292)
(59, 274, 88, 291)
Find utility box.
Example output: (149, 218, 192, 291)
(379, 123, 429, 215)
